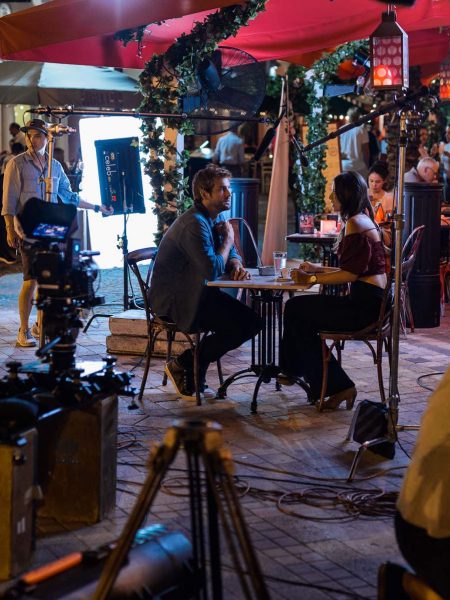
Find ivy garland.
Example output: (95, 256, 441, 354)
(116, 1, 267, 243)
(292, 40, 368, 216)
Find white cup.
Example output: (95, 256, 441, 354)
(280, 266, 291, 279)
(273, 251, 287, 275)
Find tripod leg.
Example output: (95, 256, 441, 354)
(187, 449, 208, 600)
(92, 431, 180, 600)
(203, 453, 271, 600)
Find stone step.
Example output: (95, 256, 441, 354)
(106, 334, 189, 356)
(106, 310, 189, 356)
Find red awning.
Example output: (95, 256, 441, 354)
(0, 0, 448, 68)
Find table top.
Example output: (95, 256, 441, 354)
(207, 269, 311, 291)
(286, 233, 337, 245)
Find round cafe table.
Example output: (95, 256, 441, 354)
(207, 269, 313, 413)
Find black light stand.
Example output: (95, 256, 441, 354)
(294, 88, 433, 480)
(92, 420, 270, 600)
(83, 156, 136, 333)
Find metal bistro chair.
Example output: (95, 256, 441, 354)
(400, 225, 426, 334)
(317, 272, 393, 412)
(126, 248, 223, 407)
(228, 218, 262, 269)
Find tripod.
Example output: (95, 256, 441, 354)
(92, 420, 270, 600)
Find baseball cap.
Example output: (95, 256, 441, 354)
(20, 119, 48, 135)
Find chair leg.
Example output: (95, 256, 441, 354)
(193, 332, 202, 406)
(217, 359, 224, 386)
(138, 333, 156, 405)
(336, 343, 342, 365)
(405, 289, 415, 333)
(318, 340, 331, 412)
(162, 330, 175, 386)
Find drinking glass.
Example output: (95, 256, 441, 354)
(273, 251, 287, 276)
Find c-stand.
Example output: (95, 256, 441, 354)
(92, 420, 270, 600)
(83, 155, 138, 333)
(294, 87, 434, 480)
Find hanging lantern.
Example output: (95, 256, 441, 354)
(370, 9, 409, 91)
(439, 58, 450, 101)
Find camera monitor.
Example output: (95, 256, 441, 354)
(32, 223, 70, 241)
(17, 197, 77, 241)
(95, 137, 145, 215)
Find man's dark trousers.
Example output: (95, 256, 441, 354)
(177, 287, 262, 381)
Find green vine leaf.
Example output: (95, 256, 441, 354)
(115, 0, 268, 243)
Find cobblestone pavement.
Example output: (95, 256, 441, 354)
(1, 268, 449, 599)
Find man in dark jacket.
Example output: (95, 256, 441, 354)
(149, 164, 261, 399)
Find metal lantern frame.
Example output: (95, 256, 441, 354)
(370, 8, 409, 92)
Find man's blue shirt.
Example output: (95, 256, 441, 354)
(149, 206, 241, 332)
(2, 150, 79, 217)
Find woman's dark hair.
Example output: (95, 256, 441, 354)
(334, 171, 373, 221)
(368, 161, 388, 181)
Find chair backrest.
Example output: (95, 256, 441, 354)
(355, 271, 394, 337)
(229, 217, 262, 268)
(401, 225, 425, 284)
(125, 247, 157, 318)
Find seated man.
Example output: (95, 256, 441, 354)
(149, 164, 262, 399)
(393, 366, 450, 599)
(404, 157, 439, 184)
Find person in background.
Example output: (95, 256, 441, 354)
(149, 164, 261, 400)
(280, 171, 386, 409)
(418, 126, 439, 161)
(1, 142, 25, 175)
(394, 366, 450, 599)
(212, 126, 245, 178)
(439, 125, 450, 204)
(368, 161, 394, 223)
(2, 119, 112, 348)
(339, 107, 369, 179)
(9, 122, 26, 150)
(0, 143, 25, 265)
(404, 157, 439, 184)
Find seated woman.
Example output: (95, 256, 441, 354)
(368, 161, 394, 223)
(281, 171, 387, 409)
(368, 161, 394, 270)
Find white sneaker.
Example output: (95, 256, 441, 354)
(16, 329, 37, 348)
(30, 322, 40, 339)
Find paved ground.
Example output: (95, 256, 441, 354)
(1, 264, 449, 599)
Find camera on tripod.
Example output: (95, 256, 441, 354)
(19, 197, 104, 309)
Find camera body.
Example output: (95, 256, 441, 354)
(18, 197, 104, 370)
(34, 238, 103, 309)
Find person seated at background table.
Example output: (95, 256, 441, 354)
(368, 161, 394, 223)
(280, 171, 387, 409)
(391, 365, 450, 599)
(149, 164, 261, 400)
(368, 161, 394, 270)
(404, 157, 439, 184)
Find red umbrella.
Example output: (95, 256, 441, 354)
(0, 0, 448, 69)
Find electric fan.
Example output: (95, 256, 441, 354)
(180, 46, 266, 136)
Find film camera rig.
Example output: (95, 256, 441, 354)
(0, 197, 136, 440)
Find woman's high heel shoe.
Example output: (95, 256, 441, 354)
(323, 386, 357, 410)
